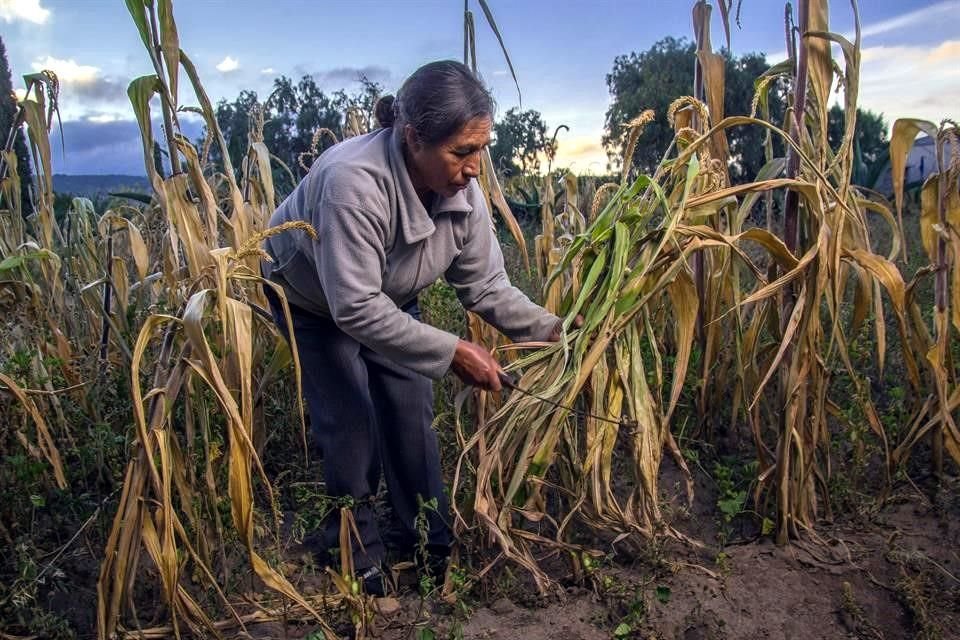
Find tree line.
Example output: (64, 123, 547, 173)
(0, 34, 889, 196)
(0, 35, 34, 212)
(209, 37, 888, 194)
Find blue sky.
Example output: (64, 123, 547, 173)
(2, 0, 958, 175)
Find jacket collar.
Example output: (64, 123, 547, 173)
(389, 128, 473, 244)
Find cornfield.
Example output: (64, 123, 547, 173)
(452, 0, 960, 589)
(0, 0, 957, 637)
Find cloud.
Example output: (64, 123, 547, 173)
(312, 65, 392, 88)
(766, 2, 960, 63)
(856, 39, 960, 130)
(860, 40, 960, 65)
(551, 134, 609, 174)
(32, 55, 98, 83)
(0, 0, 50, 24)
(74, 77, 126, 101)
(28, 55, 128, 105)
(86, 114, 121, 124)
(927, 40, 960, 63)
(560, 137, 605, 156)
(859, 1, 960, 39)
(260, 67, 275, 75)
(46, 117, 204, 174)
(216, 56, 239, 73)
(760, 5, 960, 133)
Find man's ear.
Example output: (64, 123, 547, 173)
(404, 124, 422, 153)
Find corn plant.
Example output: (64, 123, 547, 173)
(458, 0, 539, 432)
(1, 0, 955, 633)
(1, 72, 107, 493)
(92, 0, 554, 635)
(889, 119, 960, 474)
(450, 0, 923, 588)
(5, 1, 348, 637)
(86, 2, 346, 637)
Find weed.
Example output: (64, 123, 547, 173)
(894, 568, 943, 640)
(416, 626, 438, 640)
(414, 495, 442, 595)
(591, 570, 650, 640)
(710, 457, 758, 545)
(0, 541, 74, 640)
(714, 551, 732, 578)
(290, 483, 336, 545)
(837, 581, 887, 638)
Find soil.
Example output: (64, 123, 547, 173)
(27, 446, 957, 639)
(236, 470, 960, 640)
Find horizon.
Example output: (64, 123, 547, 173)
(3, 0, 958, 176)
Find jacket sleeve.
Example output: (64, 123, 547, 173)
(313, 197, 460, 379)
(444, 195, 560, 342)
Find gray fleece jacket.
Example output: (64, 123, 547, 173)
(263, 127, 559, 380)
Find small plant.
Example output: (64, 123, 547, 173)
(415, 626, 438, 640)
(837, 581, 885, 637)
(289, 484, 336, 545)
(593, 573, 649, 640)
(0, 541, 73, 640)
(414, 495, 442, 595)
(895, 569, 943, 640)
(711, 457, 760, 545)
(714, 551, 732, 578)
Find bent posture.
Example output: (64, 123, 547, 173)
(262, 60, 559, 594)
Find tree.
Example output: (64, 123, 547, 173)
(331, 75, 383, 133)
(490, 107, 556, 176)
(211, 89, 260, 177)
(827, 105, 888, 187)
(0, 35, 34, 213)
(210, 74, 382, 195)
(603, 37, 786, 184)
(263, 74, 341, 181)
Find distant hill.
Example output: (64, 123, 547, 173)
(53, 174, 150, 197)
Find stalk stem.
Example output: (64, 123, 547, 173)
(783, 0, 809, 254)
(932, 132, 948, 479)
(147, 2, 182, 176)
(99, 235, 114, 363)
(692, 0, 709, 350)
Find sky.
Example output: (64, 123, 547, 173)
(2, 0, 958, 175)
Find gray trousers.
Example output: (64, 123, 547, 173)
(266, 289, 452, 570)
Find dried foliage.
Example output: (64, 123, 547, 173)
(2, 1, 340, 637)
(0, 0, 957, 637)
(450, 0, 957, 588)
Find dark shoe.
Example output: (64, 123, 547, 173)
(381, 528, 417, 556)
(358, 565, 388, 597)
(414, 544, 451, 580)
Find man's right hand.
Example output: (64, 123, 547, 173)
(451, 340, 502, 391)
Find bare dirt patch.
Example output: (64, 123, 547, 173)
(238, 473, 959, 640)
